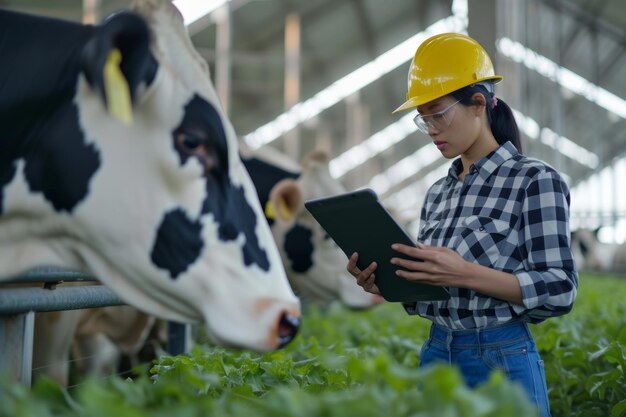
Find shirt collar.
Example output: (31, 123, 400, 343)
(445, 141, 520, 184)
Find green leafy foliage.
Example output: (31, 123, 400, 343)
(1, 273, 624, 417)
(535, 273, 626, 417)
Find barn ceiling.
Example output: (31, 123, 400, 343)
(2, 0, 625, 222)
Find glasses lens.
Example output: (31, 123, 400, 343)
(413, 100, 459, 134)
(413, 115, 430, 134)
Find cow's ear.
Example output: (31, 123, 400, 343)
(266, 179, 303, 223)
(81, 12, 158, 120)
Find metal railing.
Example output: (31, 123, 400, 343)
(0, 267, 190, 387)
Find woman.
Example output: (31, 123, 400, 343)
(347, 33, 578, 417)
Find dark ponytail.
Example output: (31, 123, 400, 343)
(451, 84, 522, 153)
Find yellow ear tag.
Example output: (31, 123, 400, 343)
(103, 48, 134, 125)
(264, 199, 293, 221)
(265, 200, 276, 220)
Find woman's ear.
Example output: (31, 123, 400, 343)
(471, 93, 487, 117)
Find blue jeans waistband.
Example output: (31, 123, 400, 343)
(429, 320, 533, 349)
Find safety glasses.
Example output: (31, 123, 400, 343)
(413, 100, 461, 134)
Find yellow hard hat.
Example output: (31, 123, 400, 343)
(393, 32, 503, 113)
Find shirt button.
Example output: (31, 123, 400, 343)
(479, 226, 485, 231)
(470, 166, 478, 174)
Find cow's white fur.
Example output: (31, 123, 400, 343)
(0, 0, 299, 356)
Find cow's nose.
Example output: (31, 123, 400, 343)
(277, 312, 300, 347)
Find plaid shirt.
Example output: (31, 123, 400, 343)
(403, 142, 578, 329)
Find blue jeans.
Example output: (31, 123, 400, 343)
(419, 320, 551, 417)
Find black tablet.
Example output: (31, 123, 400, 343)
(304, 188, 450, 303)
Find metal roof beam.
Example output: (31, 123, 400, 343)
(542, 0, 626, 47)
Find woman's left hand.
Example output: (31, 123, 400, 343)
(390, 242, 468, 287)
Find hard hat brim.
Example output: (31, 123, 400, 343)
(392, 75, 503, 114)
(392, 97, 420, 114)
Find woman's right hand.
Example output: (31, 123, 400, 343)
(347, 252, 381, 295)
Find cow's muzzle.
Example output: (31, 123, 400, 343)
(278, 313, 300, 348)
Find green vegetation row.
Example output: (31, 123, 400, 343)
(1, 273, 625, 417)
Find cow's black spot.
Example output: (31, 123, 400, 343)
(151, 208, 203, 279)
(2, 104, 102, 213)
(22, 105, 101, 212)
(0, 10, 101, 213)
(284, 224, 314, 273)
(202, 182, 270, 271)
(230, 186, 270, 270)
(172, 95, 270, 272)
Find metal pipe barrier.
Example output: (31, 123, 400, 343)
(0, 285, 124, 315)
(0, 267, 190, 387)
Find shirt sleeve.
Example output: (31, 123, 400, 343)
(513, 169, 578, 322)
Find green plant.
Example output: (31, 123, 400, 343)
(1, 273, 624, 417)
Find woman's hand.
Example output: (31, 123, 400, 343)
(347, 252, 381, 295)
(391, 242, 524, 305)
(390, 242, 468, 287)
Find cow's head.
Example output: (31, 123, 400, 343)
(0, 0, 299, 350)
(265, 151, 383, 309)
(571, 228, 614, 272)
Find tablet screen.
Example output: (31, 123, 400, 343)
(305, 188, 449, 302)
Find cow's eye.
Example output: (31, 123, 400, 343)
(177, 132, 203, 152)
(174, 130, 219, 174)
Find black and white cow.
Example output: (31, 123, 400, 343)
(0, 0, 300, 367)
(58, 146, 381, 384)
(571, 228, 626, 274)
(241, 144, 384, 309)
